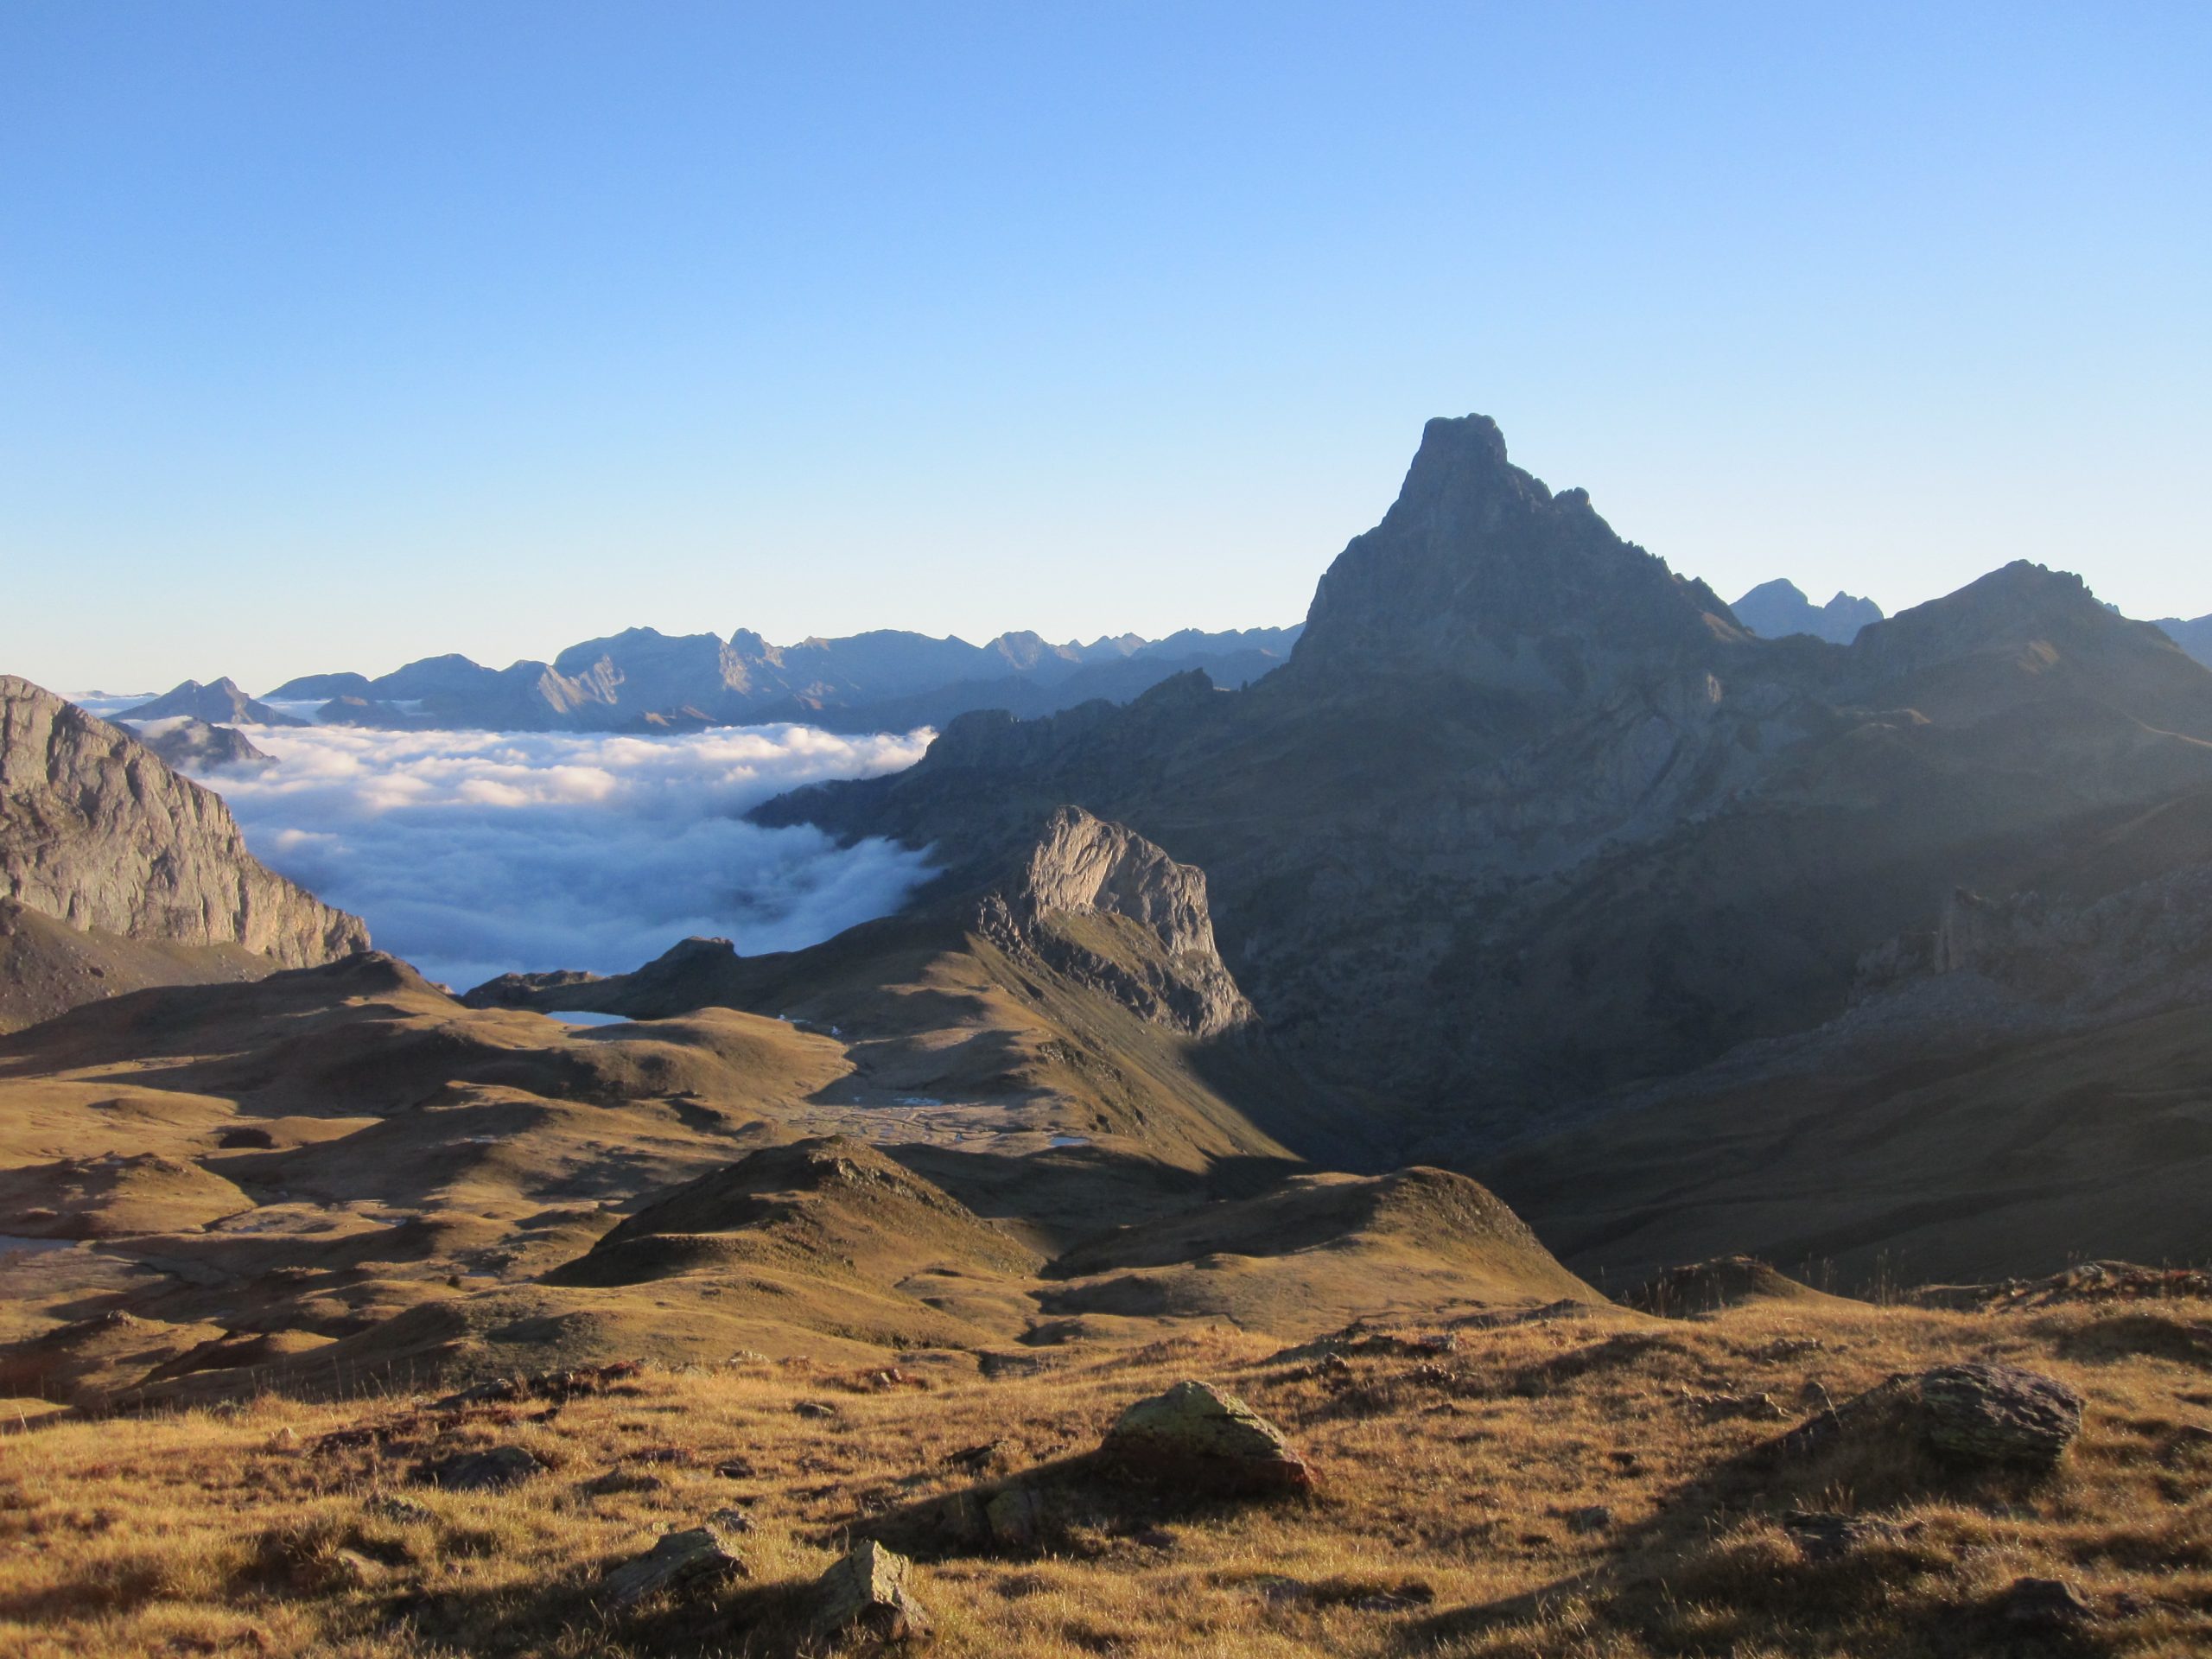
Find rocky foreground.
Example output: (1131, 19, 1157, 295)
(3, 1281, 2207, 1658)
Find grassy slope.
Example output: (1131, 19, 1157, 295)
(3, 1294, 2209, 1657)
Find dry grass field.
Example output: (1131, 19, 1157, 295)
(5, 1290, 2209, 1659)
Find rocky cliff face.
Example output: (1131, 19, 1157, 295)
(977, 807, 1255, 1039)
(1, 677, 367, 967)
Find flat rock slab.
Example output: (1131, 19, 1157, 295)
(1101, 1379, 1314, 1495)
(600, 1528, 747, 1608)
(1919, 1363, 2083, 1466)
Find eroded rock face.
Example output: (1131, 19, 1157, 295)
(0, 677, 365, 966)
(1100, 1379, 1314, 1495)
(978, 807, 1255, 1039)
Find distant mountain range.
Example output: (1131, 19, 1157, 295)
(1730, 578, 2212, 665)
(1730, 579, 1885, 645)
(113, 594, 2209, 745)
(173, 625, 1303, 734)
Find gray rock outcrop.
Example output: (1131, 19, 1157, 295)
(1, 677, 366, 966)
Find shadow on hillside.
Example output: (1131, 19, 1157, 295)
(1393, 1376, 2111, 1657)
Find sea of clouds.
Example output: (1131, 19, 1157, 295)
(100, 715, 940, 993)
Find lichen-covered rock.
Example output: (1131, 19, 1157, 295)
(1100, 1379, 1314, 1495)
(809, 1539, 930, 1643)
(0, 676, 366, 963)
(1918, 1363, 2082, 1466)
(598, 1527, 747, 1608)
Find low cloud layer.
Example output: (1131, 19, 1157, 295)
(178, 724, 937, 992)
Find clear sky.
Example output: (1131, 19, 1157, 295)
(3, 2, 2207, 694)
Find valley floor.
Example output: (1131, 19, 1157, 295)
(4, 1294, 2209, 1659)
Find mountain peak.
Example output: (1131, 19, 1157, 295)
(1294, 415, 1738, 693)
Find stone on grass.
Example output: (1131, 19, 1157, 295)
(1918, 1363, 2082, 1467)
(416, 1445, 545, 1491)
(1999, 1576, 2095, 1630)
(982, 1484, 1054, 1549)
(810, 1539, 930, 1643)
(1099, 1380, 1314, 1495)
(1781, 1510, 1896, 1562)
(599, 1527, 748, 1609)
(581, 1469, 664, 1497)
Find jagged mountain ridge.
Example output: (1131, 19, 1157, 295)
(755, 416, 2212, 1147)
(248, 623, 1301, 734)
(117, 677, 306, 728)
(0, 676, 368, 1030)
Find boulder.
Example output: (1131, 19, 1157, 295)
(1099, 1379, 1314, 1495)
(599, 1527, 747, 1609)
(1918, 1363, 2082, 1466)
(809, 1539, 930, 1643)
(1999, 1576, 2094, 1630)
(982, 1484, 1054, 1549)
(416, 1445, 545, 1491)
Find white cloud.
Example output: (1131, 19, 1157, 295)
(189, 724, 937, 991)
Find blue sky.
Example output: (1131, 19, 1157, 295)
(3, 3, 2207, 693)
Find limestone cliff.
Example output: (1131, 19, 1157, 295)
(1, 676, 367, 968)
(977, 807, 1255, 1039)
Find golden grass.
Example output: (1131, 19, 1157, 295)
(3, 1295, 2209, 1657)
